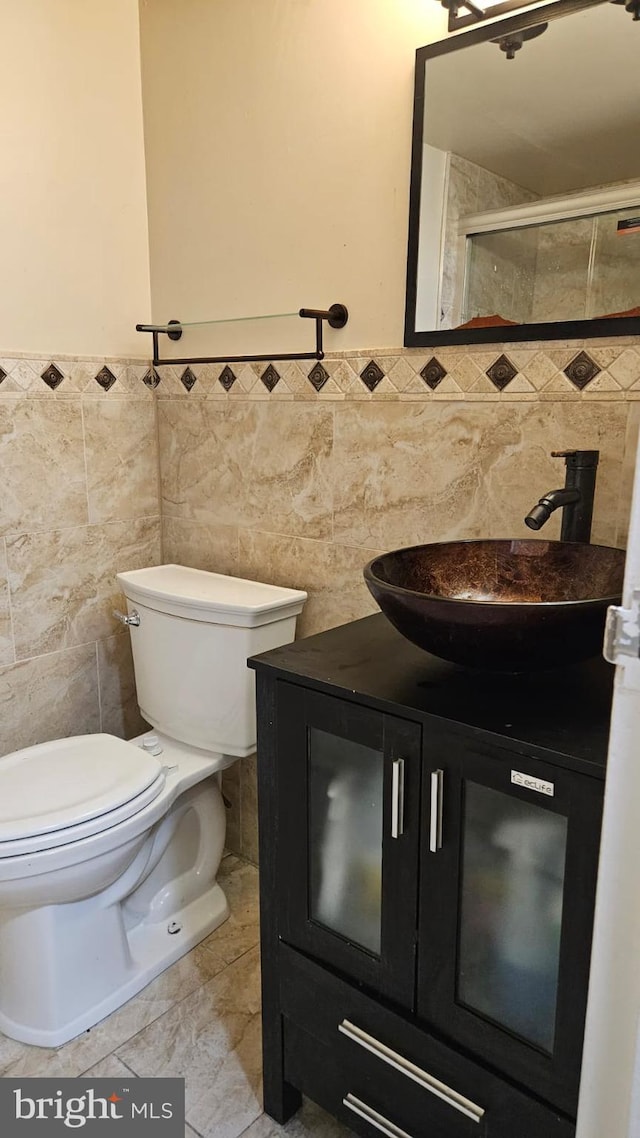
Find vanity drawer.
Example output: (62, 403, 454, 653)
(284, 1018, 482, 1138)
(279, 942, 574, 1138)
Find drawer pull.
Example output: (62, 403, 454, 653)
(339, 1019, 484, 1123)
(429, 769, 444, 852)
(343, 1093, 413, 1138)
(391, 759, 405, 839)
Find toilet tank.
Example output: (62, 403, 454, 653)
(116, 565, 307, 757)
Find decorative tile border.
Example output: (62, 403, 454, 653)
(421, 357, 447, 390)
(95, 365, 117, 391)
(261, 363, 280, 392)
(308, 361, 329, 391)
(180, 366, 197, 392)
(150, 338, 640, 402)
(1, 337, 639, 401)
(486, 354, 518, 391)
(219, 365, 236, 391)
(564, 351, 601, 389)
(0, 354, 155, 398)
(360, 360, 385, 392)
(41, 363, 64, 390)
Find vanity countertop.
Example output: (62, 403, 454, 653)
(249, 613, 614, 778)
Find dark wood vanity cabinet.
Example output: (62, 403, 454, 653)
(249, 615, 612, 1138)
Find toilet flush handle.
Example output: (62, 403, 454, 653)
(113, 608, 141, 627)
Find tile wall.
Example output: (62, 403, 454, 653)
(1, 336, 638, 860)
(154, 334, 640, 859)
(0, 355, 161, 757)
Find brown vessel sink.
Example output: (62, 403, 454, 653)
(363, 539, 625, 670)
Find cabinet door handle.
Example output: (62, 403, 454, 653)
(429, 769, 444, 853)
(343, 1093, 414, 1138)
(339, 1020, 485, 1123)
(391, 759, 405, 839)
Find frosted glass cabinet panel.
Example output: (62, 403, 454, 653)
(458, 782, 567, 1052)
(276, 682, 421, 1008)
(418, 735, 604, 1115)
(308, 727, 383, 955)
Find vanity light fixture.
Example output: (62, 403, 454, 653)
(491, 22, 547, 58)
(438, 0, 638, 34)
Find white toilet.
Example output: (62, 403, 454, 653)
(0, 565, 306, 1048)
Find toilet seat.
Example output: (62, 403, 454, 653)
(0, 734, 166, 858)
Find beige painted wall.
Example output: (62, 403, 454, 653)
(139, 0, 447, 355)
(0, 0, 151, 356)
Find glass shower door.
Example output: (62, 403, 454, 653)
(587, 205, 640, 319)
(462, 203, 640, 327)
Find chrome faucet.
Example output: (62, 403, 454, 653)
(524, 450, 599, 543)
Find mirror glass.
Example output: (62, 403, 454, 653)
(405, 1, 640, 345)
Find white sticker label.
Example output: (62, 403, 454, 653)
(511, 770, 554, 796)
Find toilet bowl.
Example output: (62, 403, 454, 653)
(0, 566, 306, 1047)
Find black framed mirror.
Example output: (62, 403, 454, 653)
(404, 0, 640, 347)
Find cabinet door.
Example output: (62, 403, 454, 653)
(276, 681, 421, 1008)
(418, 729, 603, 1116)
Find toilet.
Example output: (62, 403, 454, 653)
(0, 565, 306, 1048)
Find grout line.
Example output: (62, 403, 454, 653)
(238, 760, 244, 863)
(3, 537, 17, 667)
(79, 398, 92, 526)
(329, 402, 335, 546)
(2, 514, 162, 542)
(95, 642, 103, 732)
(77, 1051, 140, 1080)
(117, 1056, 138, 1079)
(112, 941, 260, 1072)
(152, 387, 164, 562)
(233, 1114, 268, 1138)
(2, 633, 127, 672)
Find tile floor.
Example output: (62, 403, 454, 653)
(0, 856, 350, 1138)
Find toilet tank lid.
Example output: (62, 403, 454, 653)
(117, 565, 307, 626)
(0, 735, 163, 842)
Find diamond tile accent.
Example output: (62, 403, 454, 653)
(564, 351, 601, 390)
(219, 366, 236, 391)
(609, 348, 640, 388)
(486, 354, 518, 390)
(308, 362, 329, 392)
(95, 365, 117, 391)
(261, 364, 280, 392)
(143, 367, 160, 389)
(420, 357, 447, 390)
(181, 366, 197, 392)
(0, 366, 6, 385)
(41, 363, 64, 390)
(360, 360, 384, 391)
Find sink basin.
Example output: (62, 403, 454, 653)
(363, 539, 625, 670)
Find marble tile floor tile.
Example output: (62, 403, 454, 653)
(0, 855, 349, 1138)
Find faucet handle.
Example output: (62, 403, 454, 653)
(551, 449, 599, 466)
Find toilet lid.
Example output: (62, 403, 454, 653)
(0, 734, 163, 842)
